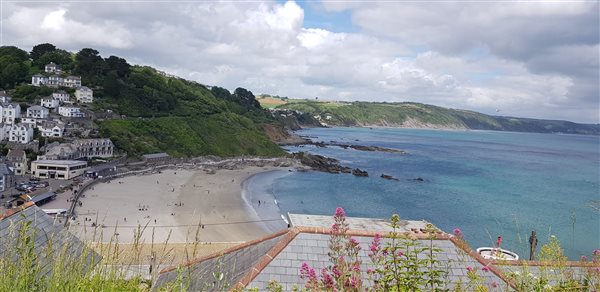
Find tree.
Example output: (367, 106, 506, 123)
(30, 43, 56, 61)
(233, 87, 262, 110)
(75, 48, 105, 76)
(0, 46, 29, 62)
(105, 56, 130, 77)
(34, 49, 74, 70)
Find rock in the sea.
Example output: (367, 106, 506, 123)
(380, 174, 399, 181)
(412, 177, 425, 182)
(352, 168, 369, 177)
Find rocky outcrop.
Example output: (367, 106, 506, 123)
(291, 152, 352, 174)
(380, 174, 399, 181)
(352, 168, 368, 177)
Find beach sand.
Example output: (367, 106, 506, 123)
(69, 166, 292, 244)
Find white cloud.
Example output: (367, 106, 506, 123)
(2, 0, 598, 123)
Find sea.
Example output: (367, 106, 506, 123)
(245, 127, 600, 260)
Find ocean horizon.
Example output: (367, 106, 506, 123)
(246, 127, 600, 260)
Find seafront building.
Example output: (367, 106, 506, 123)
(5, 149, 28, 176)
(30, 160, 87, 180)
(75, 87, 93, 103)
(58, 106, 84, 118)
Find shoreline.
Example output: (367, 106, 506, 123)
(67, 164, 300, 244)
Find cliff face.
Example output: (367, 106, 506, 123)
(278, 101, 600, 135)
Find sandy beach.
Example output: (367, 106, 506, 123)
(68, 166, 294, 244)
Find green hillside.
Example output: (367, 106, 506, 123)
(278, 100, 600, 135)
(0, 44, 285, 157)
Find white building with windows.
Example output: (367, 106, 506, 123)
(31, 160, 87, 180)
(74, 138, 114, 158)
(52, 91, 70, 102)
(6, 149, 28, 176)
(26, 105, 49, 119)
(41, 97, 60, 109)
(31, 74, 49, 86)
(9, 123, 34, 144)
(64, 76, 82, 88)
(38, 121, 64, 138)
(45, 62, 61, 73)
(75, 86, 93, 103)
(58, 106, 84, 118)
(0, 103, 21, 124)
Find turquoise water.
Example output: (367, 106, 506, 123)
(249, 128, 600, 259)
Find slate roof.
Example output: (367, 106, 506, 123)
(155, 214, 596, 291)
(0, 202, 100, 277)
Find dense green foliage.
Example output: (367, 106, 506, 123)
(0, 44, 284, 157)
(279, 100, 600, 135)
(99, 113, 284, 157)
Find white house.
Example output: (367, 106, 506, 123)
(41, 97, 60, 109)
(75, 86, 93, 103)
(64, 76, 82, 88)
(38, 121, 64, 138)
(74, 138, 114, 158)
(31, 74, 49, 86)
(6, 149, 28, 176)
(52, 91, 70, 102)
(9, 123, 34, 144)
(58, 106, 84, 118)
(26, 105, 49, 119)
(0, 91, 11, 103)
(48, 74, 63, 87)
(0, 103, 22, 124)
(45, 62, 61, 73)
(30, 160, 87, 180)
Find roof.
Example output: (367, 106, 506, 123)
(143, 152, 170, 159)
(77, 86, 92, 91)
(32, 160, 87, 166)
(0, 163, 13, 176)
(0, 202, 100, 277)
(6, 149, 26, 161)
(154, 214, 511, 291)
(28, 105, 46, 111)
(30, 192, 56, 204)
(154, 214, 597, 291)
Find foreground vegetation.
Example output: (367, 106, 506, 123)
(278, 100, 600, 135)
(0, 44, 284, 157)
(2, 208, 598, 291)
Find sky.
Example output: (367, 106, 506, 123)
(1, 0, 598, 123)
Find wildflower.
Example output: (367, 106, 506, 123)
(321, 268, 334, 289)
(453, 228, 462, 236)
(349, 237, 360, 248)
(369, 233, 381, 253)
(397, 250, 404, 257)
(366, 268, 374, 274)
(491, 281, 498, 288)
(581, 255, 588, 262)
(466, 266, 474, 272)
(593, 249, 600, 256)
(335, 207, 346, 218)
(482, 266, 490, 272)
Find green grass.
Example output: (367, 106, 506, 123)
(99, 113, 285, 158)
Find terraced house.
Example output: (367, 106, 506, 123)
(74, 138, 114, 159)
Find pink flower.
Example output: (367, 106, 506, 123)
(496, 236, 502, 247)
(482, 266, 490, 272)
(335, 207, 346, 218)
(453, 228, 462, 236)
(349, 237, 360, 248)
(466, 266, 474, 272)
(581, 255, 588, 262)
(397, 250, 404, 257)
(491, 281, 498, 288)
(369, 234, 381, 253)
(593, 249, 600, 256)
(366, 268, 374, 274)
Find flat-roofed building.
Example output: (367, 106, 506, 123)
(30, 160, 87, 180)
